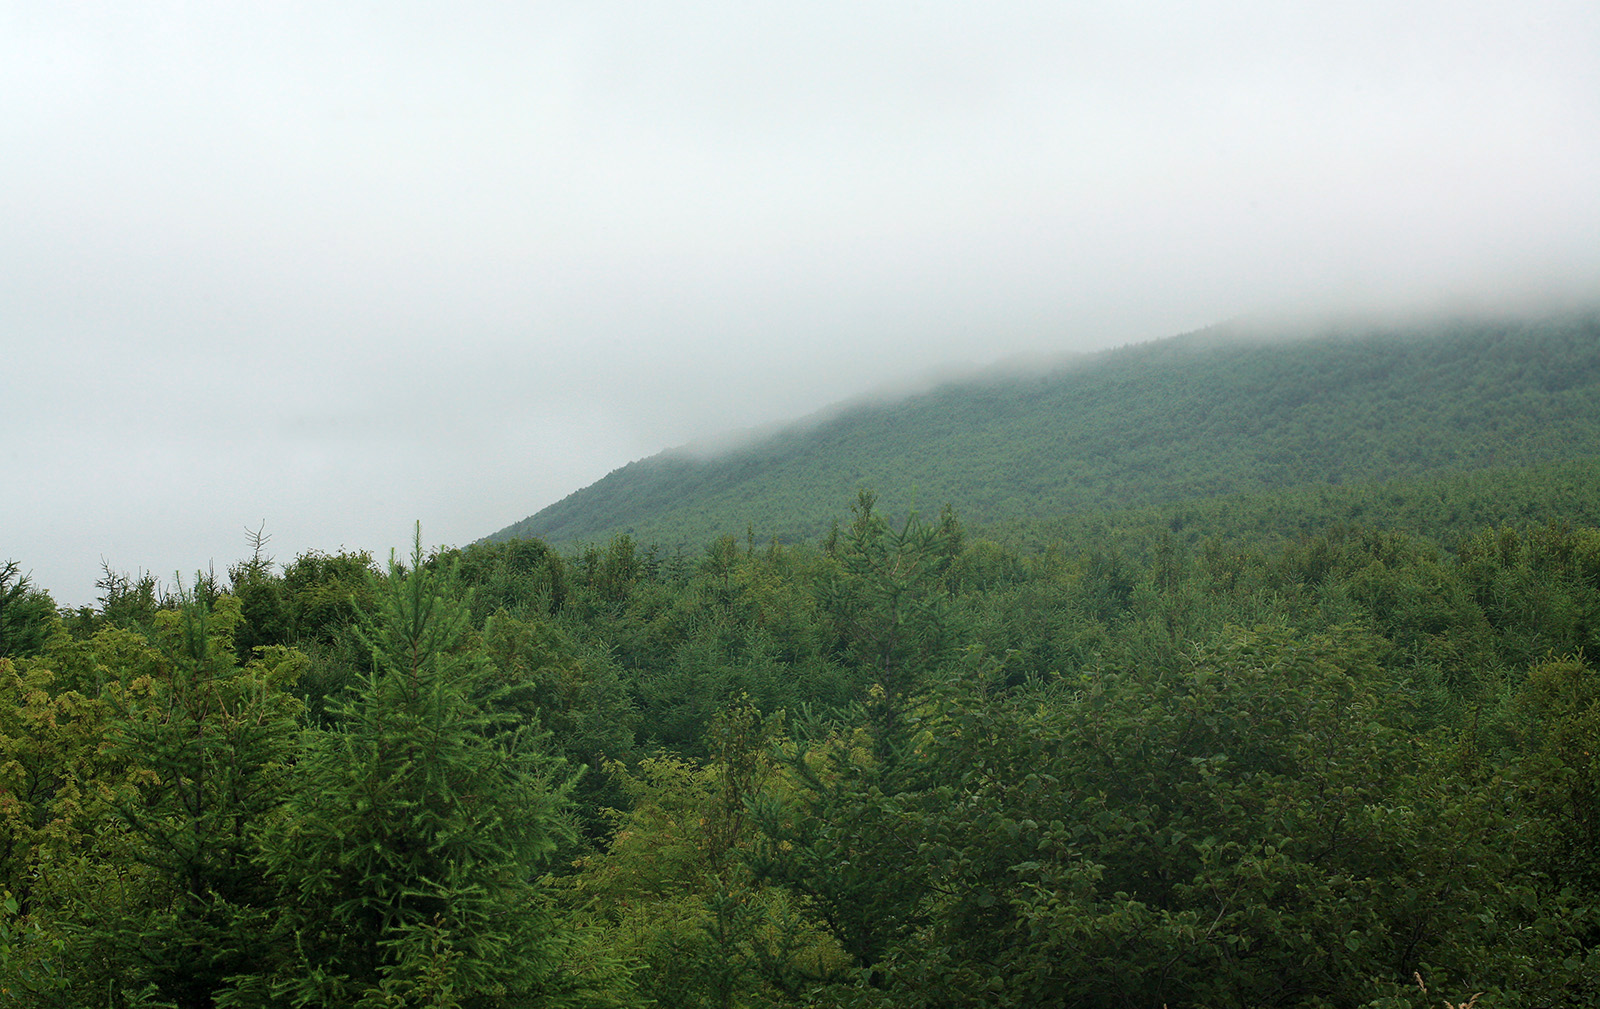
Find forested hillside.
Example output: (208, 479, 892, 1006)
(489, 310, 1600, 549)
(5, 308, 1600, 1006)
(5, 456, 1600, 1004)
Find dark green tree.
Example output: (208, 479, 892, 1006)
(752, 496, 968, 982)
(92, 563, 166, 636)
(229, 523, 289, 664)
(260, 528, 624, 1007)
(280, 548, 377, 646)
(454, 537, 569, 621)
(0, 562, 54, 659)
(84, 587, 304, 1009)
(818, 491, 962, 753)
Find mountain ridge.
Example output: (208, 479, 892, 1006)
(486, 308, 1600, 549)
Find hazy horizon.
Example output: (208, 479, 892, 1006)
(6, 2, 1599, 607)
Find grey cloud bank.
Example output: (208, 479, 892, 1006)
(4, 1, 1598, 606)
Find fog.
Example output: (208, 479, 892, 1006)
(4, 1, 1598, 606)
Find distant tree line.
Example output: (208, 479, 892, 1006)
(493, 311, 1600, 553)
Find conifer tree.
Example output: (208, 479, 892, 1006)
(753, 496, 967, 981)
(0, 561, 54, 659)
(261, 528, 614, 1007)
(818, 491, 960, 755)
(86, 586, 304, 1008)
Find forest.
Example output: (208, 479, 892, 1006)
(4, 452, 1600, 1006)
(492, 310, 1600, 551)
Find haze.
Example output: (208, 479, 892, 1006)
(5, 1, 1598, 606)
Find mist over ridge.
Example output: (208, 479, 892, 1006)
(8, 1, 1598, 606)
(485, 303, 1600, 552)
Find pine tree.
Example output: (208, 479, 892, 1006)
(752, 495, 967, 981)
(86, 586, 304, 1008)
(260, 528, 608, 1007)
(0, 561, 55, 659)
(818, 491, 961, 756)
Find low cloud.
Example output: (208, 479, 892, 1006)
(5, 1, 1598, 605)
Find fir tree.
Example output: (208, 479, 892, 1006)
(87, 586, 304, 1008)
(260, 527, 608, 1007)
(0, 561, 55, 659)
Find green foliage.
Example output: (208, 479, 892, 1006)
(0, 654, 122, 911)
(0, 640, 150, 1004)
(80, 587, 305, 1009)
(488, 311, 1600, 554)
(229, 525, 289, 663)
(275, 547, 379, 724)
(819, 492, 963, 748)
(453, 536, 569, 621)
(1457, 523, 1600, 667)
(739, 496, 971, 983)
(280, 548, 378, 646)
(555, 533, 849, 756)
(0, 563, 54, 660)
(479, 609, 637, 842)
(576, 535, 644, 611)
(92, 563, 167, 636)
(567, 700, 838, 1009)
(260, 529, 620, 1007)
(25, 384, 1600, 1009)
(1514, 654, 1600, 897)
(756, 629, 1568, 1008)
(0, 889, 71, 1001)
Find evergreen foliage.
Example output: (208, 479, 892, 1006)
(488, 310, 1600, 552)
(82, 587, 304, 1008)
(15, 308, 1600, 1006)
(258, 529, 602, 1008)
(0, 562, 54, 660)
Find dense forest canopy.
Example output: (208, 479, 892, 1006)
(490, 310, 1600, 550)
(4, 310, 1600, 1006)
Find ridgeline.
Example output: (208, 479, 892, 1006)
(487, 308, 1600, 548)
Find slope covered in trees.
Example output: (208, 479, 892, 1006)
(6, 473, 1600, 1005)
(7, 306, 1600, 1006)
(488, 309, 1600, 550)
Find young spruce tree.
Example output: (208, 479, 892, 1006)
(89, 587, 304, 1009)
(259, 528, 604, 1008)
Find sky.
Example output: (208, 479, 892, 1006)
(5, 1, 1599, 607)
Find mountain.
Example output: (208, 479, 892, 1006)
(485, 309, 1600, 549)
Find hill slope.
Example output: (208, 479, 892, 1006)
(486, 309, 1600, 548)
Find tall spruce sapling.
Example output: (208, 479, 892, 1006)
(0, 561, 54, 659)
(261, 527, 590, 1007)
(89, 584, 304, 1009)
(818, 491, 960, 754)
(752, 496, 966, 979)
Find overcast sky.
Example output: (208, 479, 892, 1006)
(5, 1, 1599, 606)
